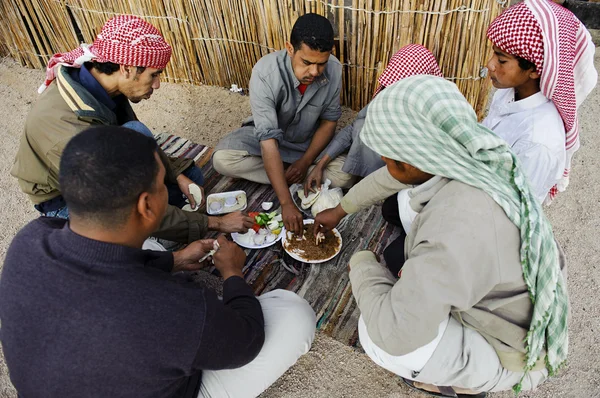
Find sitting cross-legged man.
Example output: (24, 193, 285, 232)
(10, 14, 252, 243)
(317, 76, 568, 396)
(0, 126, 316, 398)
(310, 44, 443, 273)
(212, 13, 353, 235)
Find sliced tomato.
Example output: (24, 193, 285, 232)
(251, 223, 261, 233)
(248, 212, 260, 218)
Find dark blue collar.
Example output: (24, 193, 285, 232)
(78, 66, 119, 111)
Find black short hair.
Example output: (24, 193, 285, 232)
(290, 13, 334, 52)
(516, 56, 536, 72)
(86, 61, 146, 75)
(59, 126, 160, 227)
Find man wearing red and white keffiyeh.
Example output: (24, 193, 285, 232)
(485, 0, 597, 204)
(373, 44, 443, 97)
(39, 14, 172, 94)
(12, 15, 253, 244)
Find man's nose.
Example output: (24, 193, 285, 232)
(486, 58, 495, 72)
(152, 77, 161, 89)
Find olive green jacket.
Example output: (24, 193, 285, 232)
(11, 65, 207, 243)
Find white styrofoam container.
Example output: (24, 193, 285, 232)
(206, 190, 247, 215)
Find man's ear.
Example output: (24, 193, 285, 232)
(285, 42, 295, 57)
(120, 64, 132, 78)
(136, 192, 158, 224)
(530, 70, 540, 80)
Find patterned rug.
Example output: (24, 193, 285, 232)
(156, 133, 401, 348)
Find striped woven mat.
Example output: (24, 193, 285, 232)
(156, 133, 400, 348)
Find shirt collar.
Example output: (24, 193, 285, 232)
(78, 65, 119, 111)
(499, 89, 550, 116)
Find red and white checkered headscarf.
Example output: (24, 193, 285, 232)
(487, 0, 597, 202)
(39, 15, 172, 93)
(373, 44, 443, 98)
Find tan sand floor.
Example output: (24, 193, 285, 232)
(0, 54, 599, 397)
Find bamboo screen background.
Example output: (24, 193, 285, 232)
(0, 0, 507, 117)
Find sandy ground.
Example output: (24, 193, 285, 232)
(0, 54, 599, 398)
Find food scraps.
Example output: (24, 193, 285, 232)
(284, 223, 340, 261)
(236, 211, 284, 246)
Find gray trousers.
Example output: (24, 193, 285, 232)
(212, 149, 355, 188)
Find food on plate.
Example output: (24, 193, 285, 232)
(224, 196, 237, 207)
(315, 232, 325, 245)
(253, 233, 266, 245)
(297, 189, 320, 209)
(295, 179, 343, 217)
(310, 184, 343, 217)
(248, 211, 283, 234)
(284, 223, 340, 261)
(206, 191, 247, 214)
(237, 229, 256, 245)
(236, 211, 284, 247)
(261, 201, 274, 211)
(265, 233, 278, 244)
(209, 201, 223, 212)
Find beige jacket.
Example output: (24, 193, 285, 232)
(11, 65, 207, 243)
(340, 166, 408, 214)
(349, 179, 566, 371)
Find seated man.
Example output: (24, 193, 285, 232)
(0, 126, 316, 398)
(11, 15, 251, 243)
(212, 13, 353, 234)
(319, 76, 567, 395)
(484, 0, 597, 203)
(312, 44, 443, 272)
(304, 44, 443, 193)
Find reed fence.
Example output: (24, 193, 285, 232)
(0, 0, 507, 117)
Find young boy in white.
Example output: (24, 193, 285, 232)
(484, 0, 597, 204)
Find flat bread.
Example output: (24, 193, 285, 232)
(189, 184, 203, 207)
(297, 190, 320, 209)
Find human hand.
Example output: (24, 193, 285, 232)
(285, 159, 310, 185)
(314, 204, 347, 237)
(177, 174, 204, 209)
(304, 165, 324, 196)
(282, 202, 303, 234)
(212, 235, 247, 280)
(172, 239, 216, 272)
(214, 211, 254, 233)
(347, 251, 379, 272)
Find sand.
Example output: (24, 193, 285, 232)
(0, 54, 599, 398)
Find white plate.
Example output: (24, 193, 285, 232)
(281, 219, 342, 264)
(231, 229, 284, 249)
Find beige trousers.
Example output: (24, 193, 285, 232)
(212, 149, 355, 188)
(199, 289, 316, 398)
(359, 315, 548, 393)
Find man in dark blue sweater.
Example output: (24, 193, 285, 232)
(0, 126, 316, 398)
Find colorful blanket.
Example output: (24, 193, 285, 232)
(157, 133, 400, 347)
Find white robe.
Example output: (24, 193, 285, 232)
(482, 88, 566, 203)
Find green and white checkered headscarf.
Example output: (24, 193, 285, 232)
(361, 75, 568, 389)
